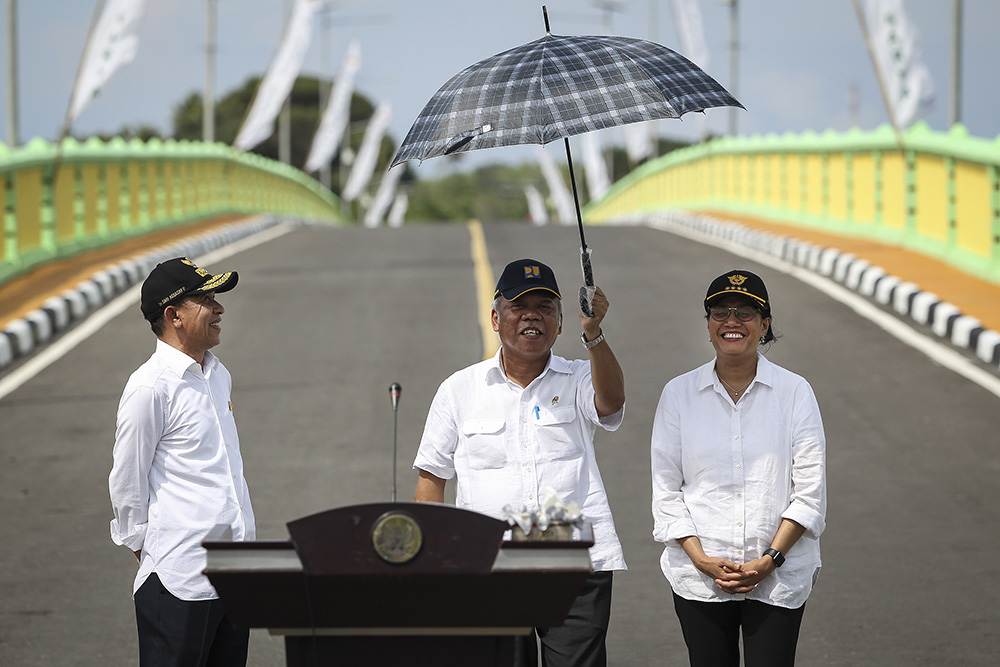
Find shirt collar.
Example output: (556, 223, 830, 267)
(484, 347, 572, 386)
(698, 352, 776, 391)
(155, 339, 217, 377)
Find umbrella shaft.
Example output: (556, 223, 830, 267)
(563, 138, 587, 252)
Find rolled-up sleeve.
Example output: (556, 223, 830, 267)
(412, 385, 459, 481)
(109, 384, 161, 550)
(651, 383, 698, 544)
(781, 382, 827, 538)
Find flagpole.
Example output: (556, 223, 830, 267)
(51, 0, 108, 208)
(850, 0, 905, 152)
(59, 0, 107, 146)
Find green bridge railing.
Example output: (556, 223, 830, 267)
(585, 122, 1000, 285)
(0, 137, 341, 285)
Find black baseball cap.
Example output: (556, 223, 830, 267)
(494, 259, 561, 301)
(140, 257, 238, 321)
(704, 270, 770, 315)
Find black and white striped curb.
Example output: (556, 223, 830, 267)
(630, 211, 1000, 372)
(0, 216, 288, 372)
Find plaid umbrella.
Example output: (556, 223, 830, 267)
(390, 7, 742, 312)
(390, 35, 740, 165)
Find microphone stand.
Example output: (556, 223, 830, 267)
(389, 383, 401, 502)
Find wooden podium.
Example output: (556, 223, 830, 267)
(203, 502, 594, 666)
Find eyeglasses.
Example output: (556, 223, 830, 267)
(709, 306, 759, 322)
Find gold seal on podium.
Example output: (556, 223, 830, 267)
(371, 512, 423, 564)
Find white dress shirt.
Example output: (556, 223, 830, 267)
(651, 354, 826, 609)
(110, 339, 256, 600)
(414, 350, 627, 572)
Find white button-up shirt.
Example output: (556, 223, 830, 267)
(651, 354, 826, 609)
(414, 350, 626, 571)
(110, 340, 256, 600)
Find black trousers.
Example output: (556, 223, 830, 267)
(672, 592, 805, 667)
(134, 573, 249, 667)
(514, 571, 614, 667)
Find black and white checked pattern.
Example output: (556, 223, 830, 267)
(391, 34, 741, 167)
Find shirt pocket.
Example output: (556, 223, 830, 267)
(534, 406, 583, 461)
(462, 418, 507, 470)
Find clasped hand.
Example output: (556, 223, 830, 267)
(698, 555, 774, 595)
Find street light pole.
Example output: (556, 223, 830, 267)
(204, 0, 216, 143)
(949, 0, 963, 127)
(5, 0, 20, 147)
(725, 0, 739, 136)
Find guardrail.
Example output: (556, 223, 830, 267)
(585, 122, 1000, 285)
(0, 137, 341, 285)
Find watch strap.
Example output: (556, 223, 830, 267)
(763, 547, 785, 567)
(581, 329, 605, 350)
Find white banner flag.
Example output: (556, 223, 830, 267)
(305, 39, 362, 173)
(865, 0, 935, 128)
(69, 0, 147, 122)
(387, 192, 408, 228)
(363, 163, 403, 228)
(623, 123, 655, 164)
(668, 0, 709, 68)
(668, 0, 709, 142)
(524, 185, 549, 226)
(581, 132, 611, 201)
(536, 147, 576, 225)
(342, 102, 392, 202)
(234, 0, 317, 151)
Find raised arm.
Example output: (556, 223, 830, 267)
(581, 286, 625, 417)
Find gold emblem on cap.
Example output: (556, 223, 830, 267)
(728, 274, 747, 286)
(180, 257, 210, 278)
(371, 512, 423, 565)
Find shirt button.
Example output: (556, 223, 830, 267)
(734, 435, 740, 440)
(737, 522, 743, 527)
(737, 493, 743, 498)
(736, 464, 742, 469)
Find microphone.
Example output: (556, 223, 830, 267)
(389, 383, 401, 502)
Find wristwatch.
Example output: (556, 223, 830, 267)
(763, 548, 785, 567)
(581, 329, 605, 350)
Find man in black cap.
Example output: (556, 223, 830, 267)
(109, 257, 255, 667)
(413, 259, 626, 667)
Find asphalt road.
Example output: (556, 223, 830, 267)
(1, 223, 997, 666)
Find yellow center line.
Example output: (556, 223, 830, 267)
(467, 219, 498, 360)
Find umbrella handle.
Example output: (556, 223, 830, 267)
(580, 247, 595, 318)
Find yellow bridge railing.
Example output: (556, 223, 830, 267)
(0, 137, 342, 285)
(585, 122, 1000, 285)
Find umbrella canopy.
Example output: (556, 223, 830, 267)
(390, 32, 741, 167)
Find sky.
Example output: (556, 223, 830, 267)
(2, 0, 999, 178)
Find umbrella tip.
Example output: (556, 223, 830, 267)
(542, 5, 551, 34)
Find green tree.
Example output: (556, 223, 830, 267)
(173, 75, 401, 197)
(406, 162, 546, 222)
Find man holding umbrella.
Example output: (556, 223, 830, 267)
(413, 258, 626, 667)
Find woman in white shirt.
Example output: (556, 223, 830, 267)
(651, 270, 827, 667)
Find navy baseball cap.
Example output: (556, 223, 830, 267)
(140, 257, 238, 321)
(704, 270, 770, 315)
(494, 259, 561, 301)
